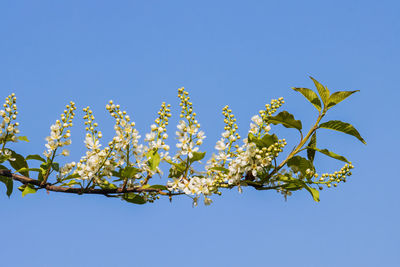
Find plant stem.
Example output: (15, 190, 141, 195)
(266, 110, 325, 179)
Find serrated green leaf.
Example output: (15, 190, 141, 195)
(190, 151, 206, 163)
(26, 154, 46, 162)
(8, 150, 29, 177)
(22, 184, 37, 197)
(310, 77, 330, 106)
(287, 156, 314, 176)
(17, 136, 29, 142)
(327, 90, 359, 109)
(122, 193, 146, 204)
(307, 132, 317, 162)
(121, 166, 139, 179)
(292, 87, 322, 111)
(268, 111, 302, 131)
(319, 120, 366, 144)
(0, 176, 13, 197)
(306, 147, 349, 163)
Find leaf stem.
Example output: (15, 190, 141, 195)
(267, 111, 325, 179)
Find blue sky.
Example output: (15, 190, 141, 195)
(1, 1, 399, 266)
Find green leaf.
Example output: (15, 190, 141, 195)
(62, 180, 81, 187)
(16, 167, 30, 174)
(248, 132, 260, 144)
(327, 90, 359, 109)
(307, 133, 317, 162)
(287, 156, 314, 176)
(122, 193, 146, 204)
(209, 166, 229, 173)
(121, 166, 139, 179)
(51, 162, 60, 172)
(319, 120, 366, 144)
(248, 133, 278, 150)
(281, 177, 320, 202)
(63, 173, 80, 181)
(8, 150, 29, 177)
(0, 176, 13, 197)
(17, 136, 29, 142)
(310, 77, 330, 106)
(292, 87, 322, 111)
(168, 162, 186, 178)
(99, 181, 117, 190)
(268, 111, 302, 131)
(306, 147, 350, 163)
(304, 185, 320, 202)
(22, 184, 37, 197)
(190, 151, 206, 163)
(279, 175, 305, 191)
(26, 154, 46, 162)
(147, 149, 160, 171)
(149, 185, 167, 190)
(111, 169, 122, 178)
(261, 133, 279, 147)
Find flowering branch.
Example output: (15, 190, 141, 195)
(0, 77, 365, 205)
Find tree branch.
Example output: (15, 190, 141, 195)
(0, 169, 173, 196)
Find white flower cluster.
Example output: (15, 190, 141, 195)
(75, 145, 116, 182)
(107, 101, 141, 166)
(74, 106, 119, 182)
(207, 99, 286, 189)
(167, 176, 214, 205)
(174, 87, 206, 160)
(43, 102, 76, 158)
(0, 93, 19, 145)
(0, 148, 14, 162)
(168, 176, 214, 195)
(57, 162, 76, 179)
(175, 120, 205, 159)
(225, 142, 272, 185)
(166, 87, 212, 204)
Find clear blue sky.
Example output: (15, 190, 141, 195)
(1, 1, 399, 266)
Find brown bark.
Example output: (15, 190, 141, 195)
(0, 169, 167, 195)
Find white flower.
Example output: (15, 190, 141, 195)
(187, 125, 198, 135)
(145, 132, 156, 142)
(84, 135, 101, 150)
(251, 115, 263, 126)
(177, 120, 187, 132)
(216, 152, 229, 162)
(215, 139, 227, 151)
(197, 131, 206, 140)
(222, 131, 230, 138)
(61, 149, 70, 156)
